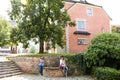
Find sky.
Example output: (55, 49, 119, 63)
(0, 0, 120, 25)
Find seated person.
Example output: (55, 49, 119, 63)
(59, 56, 68, 73)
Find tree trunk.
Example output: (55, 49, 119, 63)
(39, 40, 44, 53)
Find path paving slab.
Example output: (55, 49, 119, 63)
(0, 74, 94, 80)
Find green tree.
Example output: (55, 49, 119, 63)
(0, 17, 11, 46)
(84, 33, 120, 69)
(112, 25, 120, 33)
(9, 0, 75, 53)
(10, 27, 29, 48)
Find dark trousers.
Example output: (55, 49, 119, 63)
(39, 65, 43, 75)
(62, 66, 68, 71)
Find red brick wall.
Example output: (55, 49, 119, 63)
(65, 2, 110, 53)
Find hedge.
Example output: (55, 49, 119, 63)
(92, 67, 120, 80)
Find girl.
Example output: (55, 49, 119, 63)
(38, 57, 44, 75)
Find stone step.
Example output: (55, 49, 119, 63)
(0, 63, 16, 66)
(0, 72, 23, 78)
(0, 65, 18, 69)
(0, 61, 23, 78)
(0, 61, 15, 65)
(0, 67, 20, 72)
(0, 65, 17, 69)
(0, 61, 13, 63)
(0, 62, 14, 66)
(0, 69, 22, 75)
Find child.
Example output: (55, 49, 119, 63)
(38, 57, 44, 75)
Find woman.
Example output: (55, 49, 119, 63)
(38, 57, 44, 75)
(59, 56, 65, 68)
(59, 56, 68, 77)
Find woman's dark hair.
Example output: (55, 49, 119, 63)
(60, 56, 64, 59)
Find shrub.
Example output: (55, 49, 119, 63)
(84, 33, 120, 69)
(92, 67, 120, 80)
(66, 53, 83, 75)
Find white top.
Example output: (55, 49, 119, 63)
(60, 59, 66, 67)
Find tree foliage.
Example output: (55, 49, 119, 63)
(9, 0, 74, 53)
(84, 33, 120, 69)
(112, 25, 120, 33)
(10, 26, 29, 48)
(0, 17, 11, 46)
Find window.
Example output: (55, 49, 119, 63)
(77, 20, 86, 30)
(101, 27, 105, 33)
(87, 8, 93, 16)
(78, 38, 87, 45)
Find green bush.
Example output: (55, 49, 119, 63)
(65, 53, 91, 75)
(17, 53, 75, 57)
(84, 33, 120, 69)
(73, 53, 89, 74)
(92, 67, 120, 80)
(66, 53, 83, 75)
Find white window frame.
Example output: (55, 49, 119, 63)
(76, 19, 86, 30)
(77, 38, 87, 45)
(101, 27, 105, 33)
(86, 8, 93, 16)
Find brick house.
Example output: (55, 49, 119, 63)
(61, 0, 111, 53)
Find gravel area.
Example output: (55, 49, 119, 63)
(0, 74, 94, 80)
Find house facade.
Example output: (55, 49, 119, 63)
(64, 0, 111, 53)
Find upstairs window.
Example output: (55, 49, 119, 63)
(101, 27, 105, 33)
(77, 20, 86, 30)
(87, 8, 93, 16)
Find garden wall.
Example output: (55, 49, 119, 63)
(8, 55, 81, 76)
(8, 56, 60, 73)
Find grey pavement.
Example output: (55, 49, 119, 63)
(0, 74, 94, 80)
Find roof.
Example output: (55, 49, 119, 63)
(65, 0, 102, 7)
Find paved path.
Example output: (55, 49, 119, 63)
(0, 74, 94, 80)
(0, 53, 17, 62)
(0, 56, 9, 62)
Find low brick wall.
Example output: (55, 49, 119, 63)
(43, 67, 64, 77)
(8, 55, 81, 76)
(8, 56, 60, 73)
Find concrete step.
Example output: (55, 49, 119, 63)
(0, 62, 14, 66)
(0, 64, 16, 67)
(0, 72, 23, 78)
(0, 69, 22, 75)
(0, 65, 17, 69)
(0, 67, 20, 72)
(0, 61, 23, 78)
